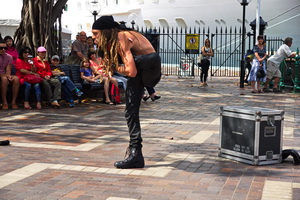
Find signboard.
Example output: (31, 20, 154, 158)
(185, 34, 199, 54)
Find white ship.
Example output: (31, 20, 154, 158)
(1, 0, 299, 48)
(62, 0, 300, 48)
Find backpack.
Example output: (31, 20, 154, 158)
(282, 149, 300, 165)
(110, 83, 121, 104)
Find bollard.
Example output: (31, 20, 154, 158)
(293, 48, 300, 93)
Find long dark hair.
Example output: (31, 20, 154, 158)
(4, 36, 15, 48)
(257, 35, 265, 45)
(19, 46, 32, 60)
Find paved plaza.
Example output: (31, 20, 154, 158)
(0, 76, 300, 200)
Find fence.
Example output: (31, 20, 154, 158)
(139, 26, 284, 77)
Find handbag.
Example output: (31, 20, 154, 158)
(256, 68, 266, 78)
(197, 54, 203, 64)
(24, 74, 43, 84)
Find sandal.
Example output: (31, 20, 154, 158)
(105, 101, 114, 105)
(2, 104, 8, 110)
(36, 102, 42, 110)
(258, 89, 264, 93)
(251, 90, 258, 93)
(24, 102, 32, 110)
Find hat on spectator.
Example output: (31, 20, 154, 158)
(51, 55, 60, 60)
(37, 46, 47, 52)
(92, 15, 120, 30)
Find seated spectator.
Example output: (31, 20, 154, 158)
(88, 50, 119, 105)
(66, 31, 89, 65)
(50, 55, 83, 107)
(80, 57, 102, 83)
(0, 39, 20, 109)
(87, 36, 97, 51)
(113, 71, 127, 90)
(15, 47, 42, 109)
(4, 36, 18, 66)
(33, 46, 61, 108)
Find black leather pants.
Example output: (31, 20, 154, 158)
(125, 53, 161, 149)
(125, 73, 144, 149)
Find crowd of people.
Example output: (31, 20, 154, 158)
(197, 36, 297, 92)
(0, 31, 161, 110)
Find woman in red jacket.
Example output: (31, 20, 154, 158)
(33, 46, 61, 108)
(15, 47, 42, 109)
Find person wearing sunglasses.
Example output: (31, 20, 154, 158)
(15, 47, 42, 109)
(0, 39, 20, 109)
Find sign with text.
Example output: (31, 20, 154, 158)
(185, 34, 199, 54)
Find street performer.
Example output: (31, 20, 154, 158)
(92, 16, 161, 169)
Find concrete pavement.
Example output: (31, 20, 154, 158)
(0, 76, 300, 200)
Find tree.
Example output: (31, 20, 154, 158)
(15, 0, 68, 59)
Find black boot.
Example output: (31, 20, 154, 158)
(0, 140, 10, 146)
(114, 147, 145, 169)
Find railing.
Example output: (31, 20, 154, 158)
(138, 26, 289, 77)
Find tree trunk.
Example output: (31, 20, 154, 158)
(15, 0, 68, 59)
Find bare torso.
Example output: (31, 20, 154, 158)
(118, 31, 155, 56)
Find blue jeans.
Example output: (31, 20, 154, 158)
(57, 76, 76, 102)
(24, 82, 41, 102)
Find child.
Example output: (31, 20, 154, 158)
(80, 57, 102, 84)
(50, 55, 83, 107)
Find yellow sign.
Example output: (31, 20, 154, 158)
(185, 34, 199, 54)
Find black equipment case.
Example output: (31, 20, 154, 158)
(219, 106, 284, 165)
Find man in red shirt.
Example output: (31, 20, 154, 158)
(0, 39, 19, 109)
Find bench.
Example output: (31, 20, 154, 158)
(60, 64, 126, 103)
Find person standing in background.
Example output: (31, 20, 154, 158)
(200, 39, 214, 87)
(247, 35, 268, 93)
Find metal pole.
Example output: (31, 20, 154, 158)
(240, 4, 246, 88)
(255, 0, 261, 41)
(131, 21, 135, 30)
(93, 11, 98, 22)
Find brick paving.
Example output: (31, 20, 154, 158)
(0, 76, 300, 200)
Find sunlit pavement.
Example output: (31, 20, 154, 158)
(0, 76, 300, 200)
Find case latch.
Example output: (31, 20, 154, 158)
(267, 115, 275, 127)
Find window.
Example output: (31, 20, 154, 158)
(85, 1, 90, 9)
(77, 2, 82, 11)
(136, 0, 144, 4)
(86, 23, 91, 30)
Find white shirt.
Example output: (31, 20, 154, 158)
(268, 44, 293, 65)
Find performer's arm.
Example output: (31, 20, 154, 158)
(116, 33, 137, 77)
